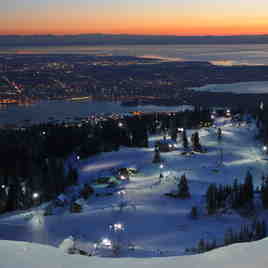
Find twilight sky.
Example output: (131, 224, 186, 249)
(2, 0, 268, 35)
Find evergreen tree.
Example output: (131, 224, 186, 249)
(262, 220, 267, 238)
(182, 129, 188, 150)
(224, 228, 235, 246)
(261, 176, 268, 209)
(231, 179, 239, 208)
(243, 170, 254, 203)
(178, 174, 190, 198)
(206, 184, 218, 214)
(170, 129, 177, 143)
(152, 147, 161, 163)
(169, 117, 177, 143)
(254, 220, 263, 240)
(192, 132, 202, 152)
(190, 206, 198, 219)
(197, 239, 205, 253)
(66, 167, 78, 186)
(210, 239, 217, 251)
(238, 226, 245, 242)
(217, 128, 222, 143)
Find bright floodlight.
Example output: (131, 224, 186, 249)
(114, 223, 124, 231)
(160, 164, 164, 169)
(263, 146, 267, 152)
(42, 131, 46, 135)
(1, 184, 5, 189)
(102, 238, 112, 247)
(76, 155, 80, 160)
(211, 115, 215, 120)
(120, 175, 126, 180)
(118, 190, 126, 196)
(118, 122, 123, 127)
(32, 192, 39, 199)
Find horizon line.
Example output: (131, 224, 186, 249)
(1, 33, 268, 37)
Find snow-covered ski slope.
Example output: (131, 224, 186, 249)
(1, 238, 268, 268)
(0, 117, 268, 258)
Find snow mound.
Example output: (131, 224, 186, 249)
(58, 236, 74, 253)
(1, 238, 268, 268)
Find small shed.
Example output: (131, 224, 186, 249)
(116, 168, 130, 180)
(54, 194, 69, 207)
(80, 184, 94, 199)
(70, 199, 83, 213)
(156, 140, 177, 152)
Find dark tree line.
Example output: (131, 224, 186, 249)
(206, 171, 254, 215)
(255, 104, 268, 145)
(187, 219, 266, 254)
(0, 116, 148, 213)
(261, 175, 268, 209)
(224, 220, 267, 246)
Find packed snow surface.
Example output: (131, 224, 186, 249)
(0, 117, 268, 260)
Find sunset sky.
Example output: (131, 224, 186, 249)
(2, 0, 268, 36)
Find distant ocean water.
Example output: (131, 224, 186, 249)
(1, 44, 268, 66)
(1, 44, 268, 124)
(192, 81, 268, 94)
(0, 100, 185, 125)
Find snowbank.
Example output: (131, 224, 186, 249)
(1, 238, 268, 268)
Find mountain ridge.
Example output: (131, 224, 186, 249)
(1, 34, 268, 46)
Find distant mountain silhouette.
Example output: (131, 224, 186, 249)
(0, 34, 268, 46)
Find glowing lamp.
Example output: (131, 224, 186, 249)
(32, 192, 39, 199)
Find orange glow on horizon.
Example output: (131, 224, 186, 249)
(2, 20, 268, 36)
(1, 3, 268, 37)
(2, 26, 268, 36)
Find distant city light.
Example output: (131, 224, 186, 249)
(76, 155, 80, 160)
(1, 184, 5, 189)
(118, 122, 123, 127)
(160, 164, 164, 169)
(211, 115, 215, 120)
(263, 146, 267, 152)
(42, 131, 46, 135)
